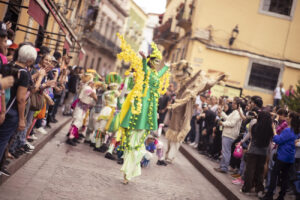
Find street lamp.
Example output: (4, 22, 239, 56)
(229, 25, 239, 47)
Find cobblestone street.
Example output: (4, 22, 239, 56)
(0, 121, 224, 200)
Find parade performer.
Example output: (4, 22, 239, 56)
(93, 72, 122, 152)
(66, 73, 98, 146)
(165, 60, 226, 163)
(84, 80, 106, 145)
(104, 73, 134, 160)
(116, 33, 170, 184)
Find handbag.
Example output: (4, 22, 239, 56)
(233, 143, 243, 159)
(30, 91, 45, 111)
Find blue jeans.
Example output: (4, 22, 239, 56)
(0, 108, 19, 163)
(220, 136, 234, 172)
(9, 111, 34, 153)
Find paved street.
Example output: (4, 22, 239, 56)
(0, 122, 224, 200)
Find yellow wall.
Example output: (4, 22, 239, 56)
(162, 0, 300, 105)
(193, 0, 300, 62)
(282, 66, 300, 90)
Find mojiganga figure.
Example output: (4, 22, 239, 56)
(165, 60, 226, 163)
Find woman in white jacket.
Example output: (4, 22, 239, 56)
(214, 98, 243, 173)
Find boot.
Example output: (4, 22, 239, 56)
(73, 138, 80, 144)
(105, 152, 116, 160)
(117, 158, 124, 165)
(99, 144, 108, 153)
(66, 138, 76, 146)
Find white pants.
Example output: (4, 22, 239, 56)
(165, 141, 181, 162)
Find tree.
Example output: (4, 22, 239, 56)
(282, 80, 300, 113)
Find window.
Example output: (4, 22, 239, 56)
(260, 0, 296, 18)
(181, 48, 185, 59)
(84, 55, 89, 69)
(245, 60, 282, 92)
(96, 57, 102, 72)
(90, 58, 95, 69)
(176, 48, 181, 62)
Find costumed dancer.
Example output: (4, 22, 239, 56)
(83, 71, 106, 146)
(164, 60, 226, 163)
(116, 34, 170, 184)
(66, 73, 98, 146)
(93, 72, 122, 152)
(105, 72, 135, 160)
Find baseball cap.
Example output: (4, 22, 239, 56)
(8, 43, 18, 49)
(51, 56, 58, 63)
(6, 39, 12, 46)
(0, 21, 7, 37)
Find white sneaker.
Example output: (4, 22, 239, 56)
(26, 142, 35, 150)
(36, 127, 47, 135)
(28, 134, 38, 140)
(193, 143, 199, 148)
(189, 142, 195, 146)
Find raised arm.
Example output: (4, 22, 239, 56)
(139, 51, 148, 73)
(158, 65, 169, 78)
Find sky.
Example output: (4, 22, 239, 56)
(133, 0, 166, 14)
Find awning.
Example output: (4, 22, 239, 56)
(44, 0, 66, 34)
(27, 0, 49, 27)
(64, 36, 73, 52)
(64, 40, 70, 52)
(79, 48, 86, 60)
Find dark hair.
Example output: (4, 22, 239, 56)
(53, 51, 62, 60)
(277, 108, 288, 117)
(252, 111, 273, 147)
(289, 112, 300, 134)
(39, 46, 50, 55)
(39, 53, 50, 65)
(251, 95, 263, 108)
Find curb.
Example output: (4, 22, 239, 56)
(179, 145, 240, 200)
(0, 118, 72, 185)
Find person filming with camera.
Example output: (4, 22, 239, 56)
(214, 98, 243, 173)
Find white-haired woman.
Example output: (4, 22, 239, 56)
(0, 44, 36, 174)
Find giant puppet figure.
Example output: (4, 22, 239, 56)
(165, 60, 226, 163)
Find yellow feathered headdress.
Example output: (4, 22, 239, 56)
(149, 42, 162, 60)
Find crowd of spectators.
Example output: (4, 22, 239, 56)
(176, 87, 300, 199)
(0, 21, 83, 177)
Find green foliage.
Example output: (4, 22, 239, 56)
(282, 80, 300, 113)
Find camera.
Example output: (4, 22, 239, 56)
(0, 62, 22, 81)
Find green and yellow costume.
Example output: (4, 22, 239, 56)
(116, 34, 170, 180)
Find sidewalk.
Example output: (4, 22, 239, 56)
(0, 114, 71, 185)
(179, 144, 295, 200)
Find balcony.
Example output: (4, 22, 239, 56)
(83, 31, 121, 58)
(176, 1, 194, 32)
(153, 18, 179, 50)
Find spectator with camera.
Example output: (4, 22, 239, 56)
(214, 98, 243, 173)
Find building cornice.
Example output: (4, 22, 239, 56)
(107, 0, 128, 17)
(192, 37, 300, 70)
